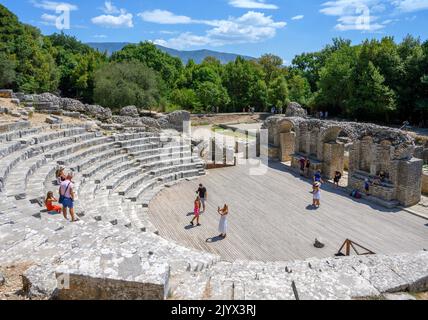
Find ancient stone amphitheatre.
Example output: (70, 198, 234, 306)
(0, 91, 427, 301)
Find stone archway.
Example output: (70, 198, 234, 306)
(319, 126, 352, 180)
(278, 119, 296, 162)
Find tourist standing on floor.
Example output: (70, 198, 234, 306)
(190, 196, 201, 227)
(313, 170, 324, 184)
(299, 156, 306, 176)
(196, 184, 208, 213)
(305, 158, 311, 178)
(364, 178, 371, 196)
(218, 204, 229, 238)
(59, 173, 77, 222)
(313, 182, 321, 208)
(334, 171, 342, 188)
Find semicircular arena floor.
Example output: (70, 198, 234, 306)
(149, 161, 428, 262)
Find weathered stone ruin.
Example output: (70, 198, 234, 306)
(285, 102, 308, 118)
(262, 112, 423, 207)
(1, 95, 427, 300)
(11, 92, 188, 133)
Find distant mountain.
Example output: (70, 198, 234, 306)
(86, 42, 256, 64)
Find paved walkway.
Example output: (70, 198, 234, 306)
(149, 162, 428, 262)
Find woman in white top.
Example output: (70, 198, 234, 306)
(218, 204, 229, 238)
(313, 182, 321, 208)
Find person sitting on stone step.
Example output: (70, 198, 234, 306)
(45, 191, 62, 214)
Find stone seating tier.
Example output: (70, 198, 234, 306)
(1, 121, 427, 300)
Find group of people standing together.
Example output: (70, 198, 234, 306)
(44, 166, 77, 222)
(190, 184, 229, 239)
(299, 156, 343, 209)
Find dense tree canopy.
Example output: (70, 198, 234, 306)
(0, 3, 427, 125)
(93, 61, 160, 111)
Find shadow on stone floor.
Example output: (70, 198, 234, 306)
(206, 236, 225, 243)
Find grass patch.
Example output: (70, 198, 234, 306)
(211, 125, 256, 141)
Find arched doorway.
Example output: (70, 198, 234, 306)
(320, 126, 353, 186)
(278, 119, 296, 163)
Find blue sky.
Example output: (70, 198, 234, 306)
(2, 0, 428, 63)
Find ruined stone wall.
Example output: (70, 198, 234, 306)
(422, 170, 428, 195)
(263, 115, 422, 207)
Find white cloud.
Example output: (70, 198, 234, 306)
(138, 10, 193, 24)
(320, 0, 388, 32)
(92, 13, 133, 28)
(152, 11, 286, 49)
(320, 0, 428, 32)
(392, 0, 428, 12)
(93, 34, 108, 39)
(100, 1, 120, 14)
(291, 15, 304, 20)
(92, 3, 133, 28)
(31, 0, 77, 11)
(159, 30, 179, 35)
(229, 0, 279, 10)
(40, 13, 57, 25)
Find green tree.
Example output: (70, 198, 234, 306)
(196, 81, 230, 113)
(93, 61, 160, 111)
(259, 54, 283, 83)
(316, 45, 357, 114)
(268, 76, 289, 107)
(169, 88, 200, 112)
(347, 60, 396, 122)
(223, 57, 265, 112)
(0, 52, 16, 87)
(112, 42, 183, 89)
(288, 74, 312, 106)
(48, 33, 107, 102)
(0, 5, 59, 92)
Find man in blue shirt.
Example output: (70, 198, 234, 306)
(313, 170, 324, 184)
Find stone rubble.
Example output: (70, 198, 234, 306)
(285, 102, 308, 118)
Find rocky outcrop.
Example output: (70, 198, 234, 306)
(120, 106, 139, 118)
(8, 91, 192, 133)
(159, 111, 190, 133)
(60, 98, 86, 113)
(112, 116, 161, 131)
(286, 102, 307, 118)
(85, 104, 112, 121)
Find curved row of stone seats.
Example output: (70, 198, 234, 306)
(71, 134, 202, 231)
(0, 127, 44, 143)
(169, 251, 428, 300)
(0, 126, 91, 192)
(114, 153, 193, 196)
(0, 120, 31, 135)
(2, 131, 103, 198)
(24, 138, 122, 202)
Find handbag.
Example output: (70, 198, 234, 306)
(59, 182, 71, 204)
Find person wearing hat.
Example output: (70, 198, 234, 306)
(59, 172, 77, 222)
(313, 181, 321, 208)
(56, 165, 66, 185)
